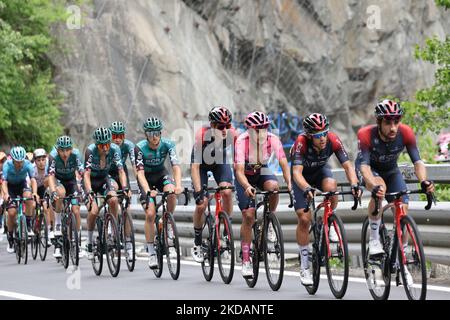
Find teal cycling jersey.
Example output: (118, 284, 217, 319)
(84, 143, 123, 178)
(1, 159, 35, 185)
(134, 138, 180, 173)
(48, 147, 84, 181)
(110, 139, 135, 172)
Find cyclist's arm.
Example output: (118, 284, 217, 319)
(414, 161, 427, 183)
(136, 169, 150, 195)
(172, 164, 182, 192)
(279, 157, 291, 189)
(83, 148, 93, 193)
(359, 164, 378, 191)
(118, 168, 128, 191)
(1, 178, 7, 200)
(401, 125, 429, 184)
(235, 163, 251, 191)
(292, 164, 311, 190)
(341, 160, 359, 186)
(30, 177, 38, 196)
(191, 163, 202, 192)
(134, 146, 150, 194)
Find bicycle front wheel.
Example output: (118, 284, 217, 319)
(201, 215, 215, 282)
(105, 214, 121, 277)
(264, 213, 284, 291)
(121, 211, 136, 272)
(217, 212, 234, 284)
(325, 214, 349, 299)
(305, 217, 321, 295)
(20, 215, 28, 265)
(92, 217, 103, 276)
(31, 215, 39, 260)
(399, 215, 427, 300)
(38, 212, 48, 261)
(68, 214, 79, 267)
(163, 212, 180, 280)
(245, 223, 260, 288)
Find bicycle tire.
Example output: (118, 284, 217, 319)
(245, 222, 260, 288)
(122, 211, 136, 272)
(399, 215, 427, 300)
(264, 213, 284, 291)
(164, 212, 181, 280)
(31, 215, 39, 260)
(20, 215, 28, 265)
(92, 216, 103, 276)
(105, 214, 121, 277)
(61, 215, 70, 269)
(217, 212, 234, 284)
(361, 217, 391, 300)
(305, 216, 321, 295)
(38, 212, 48, 261)
(68, 213, 79, 267)
(201, 215, 215, 282)
(325, 214, 349, 299)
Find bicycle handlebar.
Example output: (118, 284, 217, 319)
(254, 190, 294, 208)
(371, 189, 436, 216)
(145, 187, 190, 210)
(305, 190, 361, 212)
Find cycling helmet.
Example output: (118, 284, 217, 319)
(33, 148, 46, 158)
(374, 100, 403, 119)
(303, 113, 329, 134)
(143, 117, 163, 132)
(56, 136, 73, 149)
(10, 146, 27, 162)
(244, 111, 270, 129)
(110, 121, 126, 134)
(92, 127, 112, 144)
(208, 106, 232, 125)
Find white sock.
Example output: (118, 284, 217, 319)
(369, 218, 381, 241)
(147, 243, 155, 255)
(55, 212, 62, 226)
(88, 231, 94, 245)
(299, 245, 309, 270)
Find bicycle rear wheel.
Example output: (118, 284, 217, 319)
(201, 215, 215, 281)
(245, 223, 260, 288)
(105, 214, 121, 277)
(361, 217, 391, 300)
(20, 215, 28, 265)
(305, 218, 321, 295)
(121, 211, 136, 272)
(68, 214, 79, 267)
(31, 215, 39, 260)
(38, 212, 48, 261)
(92, 217, 103, 276)
(264, 213, 284, 291)
(217, 212, 234, 284)
(325, 214, 349, 299)
(164, 212, 180, 280)
(399, 215, 427, 300)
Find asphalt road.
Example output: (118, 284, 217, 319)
(0, 237, 449, 300)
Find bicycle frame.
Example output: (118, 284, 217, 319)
(205, 186, 233, 250)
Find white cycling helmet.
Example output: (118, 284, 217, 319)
(33, 148, 46, 158)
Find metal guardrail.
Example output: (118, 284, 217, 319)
(84, 164, 450, 265)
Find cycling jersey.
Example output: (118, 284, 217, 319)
(234, 131, 286, 175)
(1, 159, 35, 185)
(356, 124, 421, 172)
(291, 132, 349, 172)
(110, 139, 135, 172)
(135, 138, 179, 173)
(191, 126, 237, 165)
(32, 161, 48, 188)
(48, 148, 84, 181)
(84, 143, 122, 178)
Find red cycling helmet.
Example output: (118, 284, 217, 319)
(374, 99, 403, 119)
(245, 111, 270, 129)
(208, 106, 232, 125)
(303, 113, 329, 134)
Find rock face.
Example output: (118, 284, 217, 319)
(51, 0, 449, 169)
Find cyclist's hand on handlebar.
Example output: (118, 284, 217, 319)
(245, 186, 256, 198)
(351, 184, 362, 199)
(421, 180, 435, 194)
(371, 185, 385, 198)
(193, 189, 205, 205)
(287, 181, 292, 193)
(150, 190, 158, 198)
(304, 187, 315, 201)
(33, 193, 40, 203)
(51, 191, 59, 202)
(88, 191, 95, 203)
(174, 185, 183, 195)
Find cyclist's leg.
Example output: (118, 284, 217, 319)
(236, 174, 256, 264)
(106, 176, 119, 220)
(258, 170, 279, 212)
(318, 165, 338, 209)
(138, 173, 157, 257)
(6, 183, 20, 246)
(211, 164, 234, 217)
(64, 180, 81, 231)
(23, 185, 34, 231)
(293, 180, 312, 272)
(85, 178, 101, 249)
(193, 166, 208, 247)
(159, 171, 176, 213)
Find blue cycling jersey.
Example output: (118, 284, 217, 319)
(1, 159, 35, 185)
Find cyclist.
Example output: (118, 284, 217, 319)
(234, 111, 291, 278)
(48, 136, 84, 258)
(190, 106, 236, 263)
(356, 99, 435, 285)
(135, 117, 182, 268)
(1, 146, 39, 253)
(109, 121, 137, 190)
(0, 151, 7, 234)
(291, 113, 361, 285)
(84, 127, 128, 260)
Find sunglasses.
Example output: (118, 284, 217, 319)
(146, 131, 161, 138)
(311, 130, 329, 139)
(383, 116, 401, 124)
(213, 123, 231, 130)
(97, 143, 111, 149)
(112, 133, 125, 140)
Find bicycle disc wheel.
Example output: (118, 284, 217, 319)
(245, 223, 260, 288)
(38, 212, 48, 261)
(305, 217, 321, 295)
(399, 215, 427, 300)
(92, 217, 103, 276)
(122, 211, 136, 272)
(105, 214, 121, 277)
(361, 217, 391, 300)
(217, 212, 234, 284)
(31, 216, 38, 260)
(164, 212, 180, 280)
(325, 214, 349, 299)
(20, 215, 28, 265)
(264, 213, 284, 291)
(201, 215, 215, 282)
(69, 214, 79, 267)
